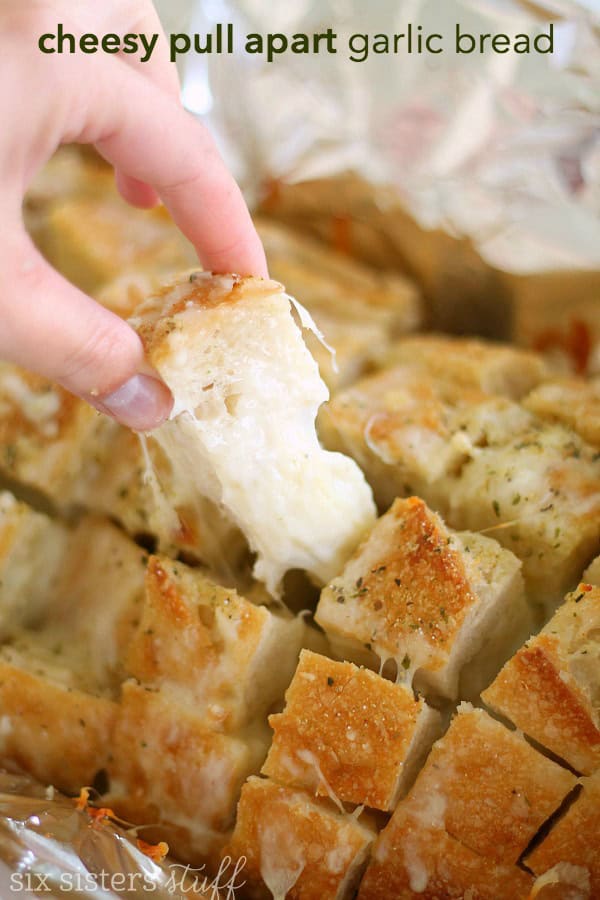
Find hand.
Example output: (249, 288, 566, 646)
(0, 0, 267, 430)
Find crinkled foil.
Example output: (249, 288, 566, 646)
(0, 771, 223, 897)
(168, 0, 600, 273)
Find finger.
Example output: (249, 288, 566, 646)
(113, 1, 182, 206)
(115, 170, 160, 209)
(79, 59, 267, 277)
(0, 232, 172, 431)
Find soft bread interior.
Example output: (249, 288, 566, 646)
(131, 272, 376, 595)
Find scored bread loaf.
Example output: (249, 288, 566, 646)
(130, 271, 376, 595)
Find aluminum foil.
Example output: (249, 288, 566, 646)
(0, 771, 225, 898)
(168, 0, 600, 273)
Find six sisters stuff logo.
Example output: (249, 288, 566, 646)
(9, 855, 248, 897)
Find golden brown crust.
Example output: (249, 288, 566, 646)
(263, 649, 432, 810)
(316, 496, 527, 700)
(403, 706, 576, 865)
(222, 776, 374, 900)
(317, 498, 478, 669)
(109, 682, 257, 848)
(133, 273, 284, 363)
(126, 556, 303, 732)
(526, 771, 600, 896)
(483, 585, 600, 775)
(0, 658, 117, 794)
(358, 805, 533, 900)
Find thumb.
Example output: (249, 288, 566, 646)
(0, 233, 172, 431)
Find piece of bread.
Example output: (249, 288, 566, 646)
(317, 362, 533, 509)
(316, 497, 530, 700)
(222, 776, 375, 900)
(0, 649, 117, 794)
(523, 377, 600, 449)
(357, 798, 533, 900)
(482, 583, 600, 774)
(256, 219, 419, 334)
(379, 334, 548, 399)
(0, 362, 105, 507)
(131, 271, 376, 595)
(445, 423, 600, 609)
(262, 649, 441, 811)
(126, 555, 305, 733)
(319, 365, 600, 607)
(525, 770, 600, 898)
(40, 196, 197, 296)
(23, 146, 113, 246)
(0, 508, 147, 691)
(0, 491, 68, 634)
(256, 219, 421, 390)
(108, 681, 265, 865)
(397, 704, 576, 866)
(40, 515, 148, 690)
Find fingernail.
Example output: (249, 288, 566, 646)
(94, 374, 173, 431)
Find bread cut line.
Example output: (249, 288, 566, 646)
(130, 271, 376, 596)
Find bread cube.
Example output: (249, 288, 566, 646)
(0, 505, 146, 690)
(256, 219, 419, 335)
(403, 704, 576, 865)
(24, 146, 113, 245)
(262, 649, 440, 810)
(483, 583, 600, 774)
(131, 272, 375, 595)
(316, 498, 530, 700)
(0, 362, 105, 505)
(0, 651, 117, 794)
(318, 363, 532, 509)
(109, 682, 263, 861)
(126, 556, 305, 732)
(445, 423, 600, 606)
(0, 491, 68, 633)
(256, 219, 420, 390)
(526, 770, 600, 898)
(358, 800, 533, 900)
(380, 334, 548, 399)
(222, 776, 375, 900)
(42, 196, 196, 295)
(41, 516, 148, 689)
(524, 377, 600, 449)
